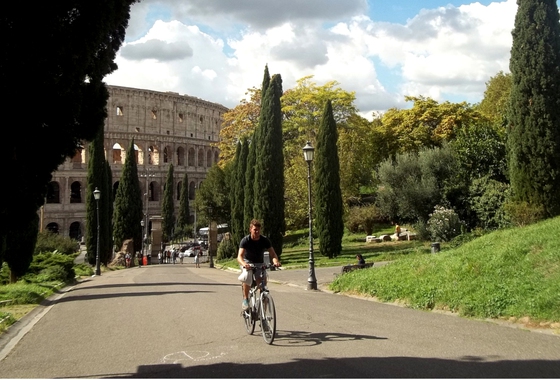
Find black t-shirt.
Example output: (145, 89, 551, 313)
(239, 234, 272, 263)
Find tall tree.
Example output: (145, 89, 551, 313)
(1, 0, 137, 279)
(103, 160, 114, 264)
(86, 127, 107, 266)
(113, 140, 143, 253)
(478, 71, 512, 128)
(254, 73, 286, 257)
(176, 172, 190, 236)
(507, 0, 560, 217)
(230, 140, 247, 247)
(243, 66, 270, 231)
(314, 100, 344, 258)
(162, 164, 175, 242)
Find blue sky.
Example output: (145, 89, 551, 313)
(105, 0, 526, 117)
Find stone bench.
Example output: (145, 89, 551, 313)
(341, 262, 374, 274)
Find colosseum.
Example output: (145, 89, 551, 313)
(41, 85, 228, 245)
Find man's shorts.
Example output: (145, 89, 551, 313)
(238, 262, 265, 285)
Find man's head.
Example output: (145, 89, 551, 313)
(249, 219, 262, 240)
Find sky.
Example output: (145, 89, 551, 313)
(105, 0, 526, 118)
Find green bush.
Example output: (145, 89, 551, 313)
(345, 204, 388, 234)
(74, 264, 94, 277)
(22, 253, 76, 283)
(504, 201, 545, 227)
(427, 205, 464, 242)
(35, 231, 79, 255)
(469, 176, 510, 230)
(217, 238, 237, 260)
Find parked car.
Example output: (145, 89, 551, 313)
(184, 245, 202, 257)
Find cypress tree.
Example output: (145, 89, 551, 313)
(243, 140, 256, 232)
(232, 138, 249, 246)
(177, 172, 190, 235)
(113, 139, 143, 253)
(254, 74, 285, 257)
(102, 159, 113, 265)
(162, 164, 175, 242)
(86, 127, 106, 266)
(507, 0, 560, 217)
(314, 100, 344, 258)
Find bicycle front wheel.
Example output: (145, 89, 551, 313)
(243, 308, 255, 335)
(259, 293, 276, 344)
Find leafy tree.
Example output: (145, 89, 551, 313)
(478, 71, 511, 128)
(113, 140, 143, 253)
(1, 0, 136, 279)
(218, 88, 262, 167)
(379, 96, 485, 156)
(377, 145, 458, 224)
(314, 100, 344, 258)
(162, 164, 175, 242)
(176, 172, 190, 236)
(507, 0, 560, 218)
(254, 73, 286, 257)
(196, 165, 231, 226)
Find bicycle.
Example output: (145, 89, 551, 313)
(241, 263, 277, 344)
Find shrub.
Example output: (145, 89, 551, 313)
(217, 238, 237, 260)
(504, 201, 545, 227)
(35, 231, 79, 256)
(427, 205, 464, 242)
(22, 252, 76, 283)
(345, 204, 388, 235)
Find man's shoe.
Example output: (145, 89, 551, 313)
(242, 299, 249, 311)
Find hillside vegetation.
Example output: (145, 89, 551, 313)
(330, 216, 560, 325)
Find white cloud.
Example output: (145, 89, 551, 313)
(106, 0, 519, 116)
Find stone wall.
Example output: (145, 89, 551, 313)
(41, 85, 228, 244)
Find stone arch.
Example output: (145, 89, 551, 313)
(149, 181, 159, 201)
(206, 150, 212, 168)
(47, 182, 60, 204)
(69, 221, 82, 240)
(177, 181, 182, 200)
(163, 145, 172, 164)
(177, 146, 186, 166)
(112, 142, 123, 164)
(214, 151, 219, 165)
(189, 181, 196, 200)
(197, 149, 204, 167)
(188, 147, 196, 166)
(70, 181, 83, 203)
(46, 222, 60, 234)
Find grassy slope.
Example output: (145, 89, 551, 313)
(330, 217, 560, 323)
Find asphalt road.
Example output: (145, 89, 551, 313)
(0, 263, 559, 378)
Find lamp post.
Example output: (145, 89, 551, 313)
(303, 141, 317, 290)
(208, 207, 214, 268)
(193, 184, 197, 243)
(140, 219, 145, 259)
(93, 187, 101, 276)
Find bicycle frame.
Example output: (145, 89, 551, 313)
(242, 263, 277, 344)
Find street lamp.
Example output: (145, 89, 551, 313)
(93, 187, 101, 276)
(208, 207, 214, 268)
(303, 141, 317, 290)
(140, 219, 145, 259)
(193, 184, 198, 243)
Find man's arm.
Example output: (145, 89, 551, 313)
(237, 247, 248, 268)
(268, 247, 281, 267)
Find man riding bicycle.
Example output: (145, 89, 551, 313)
(237, 219, 281, 311)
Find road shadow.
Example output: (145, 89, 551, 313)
(272, 329, 387, 347)
(71, 356, 560, 378)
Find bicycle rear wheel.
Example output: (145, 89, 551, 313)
(260, 293, 276, 344)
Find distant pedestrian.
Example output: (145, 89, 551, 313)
(194, 251, 200, 268)
(137, 252, 142, 268)
(125, 252, 131, 268)
(158, 251, 162, 264)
